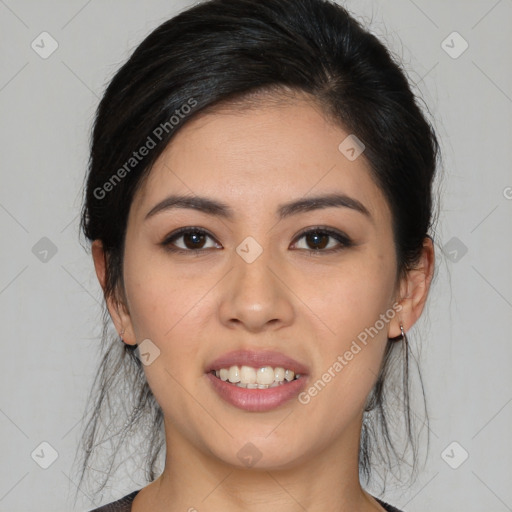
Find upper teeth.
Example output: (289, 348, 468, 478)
(214, 365, 300, 388)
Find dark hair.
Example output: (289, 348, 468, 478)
(76, 0, 439, 501)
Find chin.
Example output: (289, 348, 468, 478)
(206, 431, 316, 472)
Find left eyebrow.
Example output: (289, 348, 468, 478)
(277, 193, 372, 221)
(144, 193, 372, 221)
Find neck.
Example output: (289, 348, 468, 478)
(133, 414, 384, 512)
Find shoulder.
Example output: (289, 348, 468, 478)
(374, 496, 405, 512)
(88, 490, 140, 512)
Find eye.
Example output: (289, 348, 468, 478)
(161, 227, 221, 252)
(161, 226, 353, 255)
(291, 227, 353, 254)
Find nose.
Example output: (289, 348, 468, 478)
(217, 247, 295, 333)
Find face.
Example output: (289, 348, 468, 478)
(114, 94, 405, 470)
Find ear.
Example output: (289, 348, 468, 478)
(388, 236, 435, 338)
(91, 239, 137, 346)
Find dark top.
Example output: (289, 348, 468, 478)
(89, 490, 405, 511)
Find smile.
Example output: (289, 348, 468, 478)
(211, 365, 302, 389)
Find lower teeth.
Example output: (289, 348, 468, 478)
(235, 381, 284, 389)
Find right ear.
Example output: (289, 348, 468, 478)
(91, 240, 137, 346)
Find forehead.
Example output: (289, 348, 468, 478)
(130, 95, 391, 224)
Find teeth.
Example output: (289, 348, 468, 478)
(228, 365, 240, 383)
(284, 369, 295, 382)
(240, 366, 257, 384)
(257, 366, 275, 385)
(212, 364, 302, 387)
(274, 367, 285, 382)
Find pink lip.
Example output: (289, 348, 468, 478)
(206, 373, 308, 412)
(205, 350, 309, 412)
(205, 349, 309, 375)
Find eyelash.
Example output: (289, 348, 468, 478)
(161, 226, 354, 256)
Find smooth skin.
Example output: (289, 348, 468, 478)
(92, 91, 434, 512)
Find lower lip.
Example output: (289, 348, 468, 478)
(206, 373, 308, 412)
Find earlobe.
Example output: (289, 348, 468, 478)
(387, 236, 435, 339)
(91, 239, 137, 346)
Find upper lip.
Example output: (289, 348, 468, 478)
(206, 349, 309, 375)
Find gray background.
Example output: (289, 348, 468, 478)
(0, 0, 511, 511)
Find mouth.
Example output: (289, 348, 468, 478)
(209, 365, 303, 389)
(205, 350, 309, 412)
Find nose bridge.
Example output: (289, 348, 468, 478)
(218, 236, 294, 331)
(232, 237, 275, 303)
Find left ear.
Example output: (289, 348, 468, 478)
(388, 236, 435, 338)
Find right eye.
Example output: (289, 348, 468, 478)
(161, 227, 222, 253)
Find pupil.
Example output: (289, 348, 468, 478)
(184, 232, 205, 249)
(307, 232, 327, 250)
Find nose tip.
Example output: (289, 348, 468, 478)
(217, 249, 294, 332)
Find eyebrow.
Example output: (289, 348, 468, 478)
(144, 193, 372, 221)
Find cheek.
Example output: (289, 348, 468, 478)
(123, 238, 189, 334)
(122, 247, 216, 367)
(122, 253, 215, 435)
(300, 248, 396, 400)
(302, 247, 396, 337)
(123, 270, 176, 341)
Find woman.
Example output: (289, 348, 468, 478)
(77, 0, 438, 510)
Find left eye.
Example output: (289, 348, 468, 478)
(292, 228, 353, 252)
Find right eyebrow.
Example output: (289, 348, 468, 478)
(145, 195, 235, 221)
